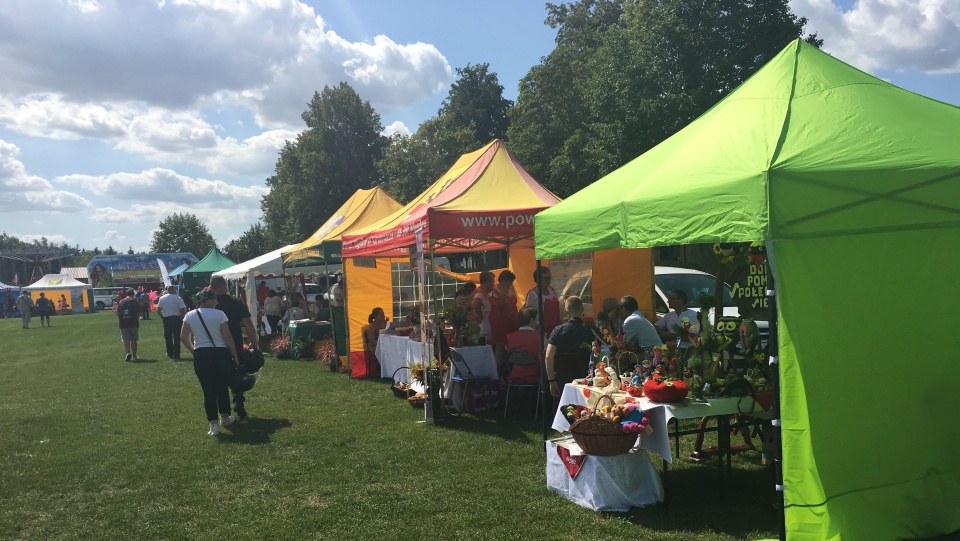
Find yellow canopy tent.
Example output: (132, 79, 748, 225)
(282, 187, 403, 370)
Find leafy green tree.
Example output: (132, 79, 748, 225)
(508, 0, 821, 197)
(377, 132, 445, 204)
(419, 64, 513, 167)
(261, 83, 387, 247)
(104, 246, 118, 255)
(150, 213, 216, 258)
(223, 223, 268, 263)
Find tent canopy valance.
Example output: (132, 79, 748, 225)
(342, 140, 560, 258)
(534, 39, 960, 541)
(213, 245, 299, 281)
(23, 274, 90, 290)
(283, 187, 403, 267)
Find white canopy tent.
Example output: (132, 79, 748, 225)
(22, 274, 92, 313)
(213, 245, 296, 281)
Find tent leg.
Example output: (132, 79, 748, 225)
(536, 259, 549, 446)
(767, 260, 786, 541)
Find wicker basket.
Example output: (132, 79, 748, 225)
(390, 367, 415, 399)
(569, 395, 638, 456)
(408, 395, 426, 408)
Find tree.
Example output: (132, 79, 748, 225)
(223, 223, 268, 264)
(377, 132, 446, 204)
(419, 64, 513, 167)
(508, 0, 821, 197)
(104, 246, 118, 255)
(127, 246, 134, 255)
(261, 83, 388, 247)
(150, 213, 216, 258)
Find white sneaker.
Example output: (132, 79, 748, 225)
(208, 423, 220, 436)
(219, 415, 236, 427)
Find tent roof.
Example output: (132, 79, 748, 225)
(283, 187, 402, 266)
(0, 281, 16, 289)
(213, 245, 299, 280)
(167, 262, 190, 277)
(534, 39, 960, 259)
(23, 274, 90, 290)
(59, 267, 89, 281)
(343, 139, 559, 257)
(184, 248, 236, 274)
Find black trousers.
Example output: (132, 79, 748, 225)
(193, 347, 234, 421)
(163, 316, 183, 357)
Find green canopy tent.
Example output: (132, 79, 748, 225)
(181, 248, 236, 292)
(535, 39, 960, 541)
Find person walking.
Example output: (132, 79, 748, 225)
(15, 292, 32, 329)
(210, 276, 260, 420)
(36, 292, 53, 327)
(115, 288, 141, 361)
(157, 285, 187, 359)
(180, 288, 239, 436)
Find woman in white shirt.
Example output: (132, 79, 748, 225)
(180, 288, 239, 436)
(263, 290, 284, 336)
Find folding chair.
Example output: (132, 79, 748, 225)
(503, 350, 541, 420)
(448, 349, 492, 414)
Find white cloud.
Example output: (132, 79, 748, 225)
(793, 0, 960, 73)
(384, 120, 412, 137)
(56, 168, 267, 206)
(0, 140, 92, 213)
(0, 0, 451, 130)
(91, 202, 262, 234)
(104, 230, 126, 242)
(0, 96, 296, 176)
(14, 233, 73, 245)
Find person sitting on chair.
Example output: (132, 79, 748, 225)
(545, 296, 601, 399)
(505, 307, 542, 382)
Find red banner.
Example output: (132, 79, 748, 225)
(556, 445, 587, 479)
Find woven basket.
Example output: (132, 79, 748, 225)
(569, 395, 638, 456)
(390, 367, 415, 399)
(408, 395, 426, 408)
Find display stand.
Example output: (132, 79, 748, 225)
(287, 320, 332, 359)
(546, 439, 663, 512)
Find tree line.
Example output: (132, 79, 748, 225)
(152, 0, 821, 262)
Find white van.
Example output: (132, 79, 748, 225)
(92, 287, 124, 310)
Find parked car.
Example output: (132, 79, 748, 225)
(557, 266, 769, 342)
(92, 287, 124, 310)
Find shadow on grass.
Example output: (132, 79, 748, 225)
(130, 357, 159, 363)
(219, 417, 292, 445)
(611, 461, 780, 539)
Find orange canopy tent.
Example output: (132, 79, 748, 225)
(340, 140, 565, 378)
(342, 140, 560, 258)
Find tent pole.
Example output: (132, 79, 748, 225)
(429, 242, 443, 421)
(767, 256, 786, 541)
(536, 259, 549, 445)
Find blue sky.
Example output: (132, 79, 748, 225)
(0, 0, 958, 254)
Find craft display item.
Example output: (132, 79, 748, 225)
(561, 404, 590, 424)
(642, 367, 690, 403)
(569, 395, 639, 456)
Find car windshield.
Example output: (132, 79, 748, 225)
(655, 273, 735, 308)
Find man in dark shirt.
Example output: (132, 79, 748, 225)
(210, 276, 260, 420)
(545, 296, 601, 399)
(115, 288, 141, 362)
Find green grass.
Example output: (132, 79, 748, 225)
(1, 312, 781, 541)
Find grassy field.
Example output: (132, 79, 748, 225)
(1, 311, 783, 540)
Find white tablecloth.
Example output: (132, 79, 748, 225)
(376, 334, 433, 382)
(551, 384, 771, 464)
(546, 440, 663, 512)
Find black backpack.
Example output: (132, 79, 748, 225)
(118, 300, 137, 323)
